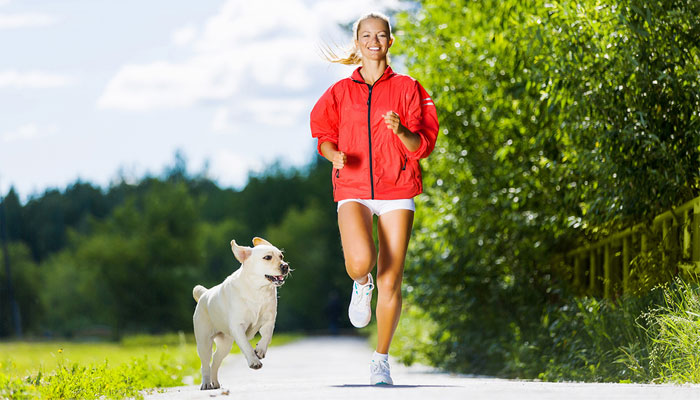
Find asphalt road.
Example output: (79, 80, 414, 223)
(142, 336, 700, 400)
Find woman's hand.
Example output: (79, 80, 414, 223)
(383, 110, 421, 152)
(332, 150, 347, 169)
(383, 111, 404, 135)
(320, 141, 347, 169)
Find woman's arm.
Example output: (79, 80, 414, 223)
(383, 111, 421, 152)
(320, 141, 347, 169)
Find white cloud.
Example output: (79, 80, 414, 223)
(98, 58, 244, 109)
(0, 70, 73, 89)
(211, 97, 308, 134)
(0, 13, 58, 29)
(171, 23, 197, 46)
(97, 0, 405, 112)
(2, 122, 58, 143)
(209, 149, 264, 188)
(211, 106, 232, 133)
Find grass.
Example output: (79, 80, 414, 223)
(0, 332, 300, 399)
(385, 279, 700, 383)
(640, 279, 700, 383)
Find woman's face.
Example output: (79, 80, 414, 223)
(355, 18, 392, 62)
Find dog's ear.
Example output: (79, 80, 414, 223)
(252, 237, 273, 247)
(231, 240, 252, 263)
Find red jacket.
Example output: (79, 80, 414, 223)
(310, 66, 439, 201)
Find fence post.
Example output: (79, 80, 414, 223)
(693, 199, 700, 264)
(623, 235, 630, 294)
(662, 219, 670, 267)
(683, 210, 691, 259)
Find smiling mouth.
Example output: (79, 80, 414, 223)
(265, 275, 286, 286)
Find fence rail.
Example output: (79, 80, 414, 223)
(564, 195, 700, 298)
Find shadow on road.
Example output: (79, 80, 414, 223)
(332, 384, 462, 389)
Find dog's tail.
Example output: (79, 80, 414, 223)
(193, 285, 208, 302)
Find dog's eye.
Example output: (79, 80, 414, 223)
(263, 255, 272, 260)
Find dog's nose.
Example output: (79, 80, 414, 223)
(280, 263, 289, 275)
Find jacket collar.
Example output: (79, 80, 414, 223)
(350, 65, 395, 85)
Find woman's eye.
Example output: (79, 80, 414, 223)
(263, 255, 272, 260)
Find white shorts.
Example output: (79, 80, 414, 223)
(337, 198, 415, 216)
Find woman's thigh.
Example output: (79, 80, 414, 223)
(338, 201, 376, 274)
(376, 209, 414, 279)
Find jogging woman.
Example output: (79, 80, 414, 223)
(310, 12, 438, 385)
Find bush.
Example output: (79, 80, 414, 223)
(394, 0, 700, 377)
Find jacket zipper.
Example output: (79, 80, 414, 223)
(353, 72, 389, 200)
(333, 169, 339, 195)
(366, 84, 375, 199)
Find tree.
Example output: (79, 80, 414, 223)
(393, 0, 700, 374)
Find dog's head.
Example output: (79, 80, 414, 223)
(230, 237, 289, 287)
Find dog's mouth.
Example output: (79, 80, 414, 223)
(265, 274, 286, 286)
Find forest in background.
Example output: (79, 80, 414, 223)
(0, 154, 348, 338)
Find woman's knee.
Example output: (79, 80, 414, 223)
(345, 251, 376, 278)
(376, 272, 403, 295)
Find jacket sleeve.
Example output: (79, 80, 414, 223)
(310, 84, 339, 157)
(404, 80, 439, 160)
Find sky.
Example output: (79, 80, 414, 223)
(0, 0, 408, 201)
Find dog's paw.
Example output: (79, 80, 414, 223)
(248, 358, 263, 369)
(200, 382, 219, 390)
(254, 346, 267, 359)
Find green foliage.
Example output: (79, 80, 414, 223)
(0, 243, 41, 336)
(265, 203, 347, 331)
(393, 0, 700, 378)
(528, 294, 655, 382)
(640, 279, 700, 383)
(527, 0, 700, 222)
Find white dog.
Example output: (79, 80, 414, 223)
(192, 237, 289, 390)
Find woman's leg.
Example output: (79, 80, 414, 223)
(375, 209, 414, 354)
(337, 201, 376, 282)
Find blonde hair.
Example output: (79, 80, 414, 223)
(322, 12, 393, 65)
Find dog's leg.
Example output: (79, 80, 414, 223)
(210, 334, 234, 388)
(194, 309, 217, 390)
(230, 324, 262, 369)
(196, 335, 216, 390)
(255, 319, 275, 359)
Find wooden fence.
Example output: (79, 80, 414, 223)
(563, 195, 700, 298)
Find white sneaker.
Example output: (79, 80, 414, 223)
(370, 358, 393, 385)
(348, 274, 373, 328)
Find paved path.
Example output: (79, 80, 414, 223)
(143, 336, 700, 400)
